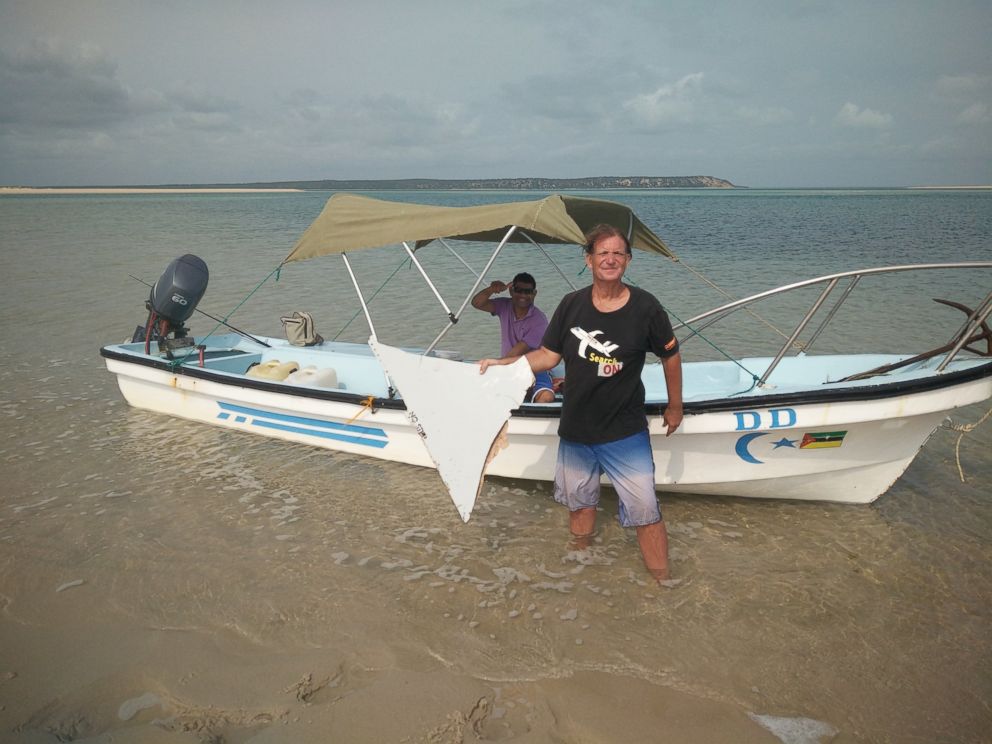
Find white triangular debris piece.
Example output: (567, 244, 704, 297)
(748, 714, 838, 744)
(370, 341, 533, 522)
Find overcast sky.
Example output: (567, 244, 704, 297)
(1, 0, 989, 187)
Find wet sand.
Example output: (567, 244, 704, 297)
(2, 189, 989, 743)
(3, 415, 987, 743)
(0, 604, 790, 743)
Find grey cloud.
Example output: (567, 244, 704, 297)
(732, 106, 795, 126)
(170, 112, 240, 133)
(8, 38, 116, 78)
(1, 2, 988, 187)
(833, 102, 893, 129)
(0, 43, 131, 128)
(621, 73, 705, 129)
(933, 74, 991, 127)
(167, 87, 241, 115)
(936, 74, 991, 97)
(279, 89, 326, 125)
(499, 80, 583, 122)
(497, 60, 658, 126)
(290, 93, 480, 150)
(0, 39, 175, 131)
(956, 103, 990, 125)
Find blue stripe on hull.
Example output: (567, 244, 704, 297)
(251, 418, 389, 448)
(216, 401, 388, 448)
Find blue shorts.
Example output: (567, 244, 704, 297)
(529, 370, 554, 402)
(553, 429, 661, 528)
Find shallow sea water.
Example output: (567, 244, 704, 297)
(0, 189, 990, 742)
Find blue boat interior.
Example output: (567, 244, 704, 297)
(103, 331, 990, 407)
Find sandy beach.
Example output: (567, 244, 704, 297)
(0, 187, 303, 195)
(2, 189, 989, 743)
(1, 598, 790, 743)
(907, 185, 992, 190)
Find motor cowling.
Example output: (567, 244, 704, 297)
(149, 254, 209, 326)
(130, 255, 209, 351)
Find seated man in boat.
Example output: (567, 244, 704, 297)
(471, 272, 556, 403)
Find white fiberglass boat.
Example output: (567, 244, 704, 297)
(101, 193, 992, 515)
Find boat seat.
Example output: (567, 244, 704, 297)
(246, 359, 300, 381)
(284, 365, 340, 389)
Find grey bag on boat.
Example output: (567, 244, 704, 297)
(281, 311, 324, 346)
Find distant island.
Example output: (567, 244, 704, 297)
(1, 175, 740, 194)
(189, 175, 738, 190)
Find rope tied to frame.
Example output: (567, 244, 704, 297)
(941, 406, 992, 483)
(166, 262, 284, 370)
(677, 260, 800, 348)
(590, 261, 773, 394)
(345, 396, 378, 425)
(333, 256, 413, 341)
(663, 305, 762, 395)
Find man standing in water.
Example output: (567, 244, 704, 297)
(479, 225, 683, 581)
(472, 272, 555, 403)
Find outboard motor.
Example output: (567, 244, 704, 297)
(132, 254, 209, 354)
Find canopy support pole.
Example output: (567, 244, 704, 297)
(436, 238, 481, 278)
(342, 253, 395, 397)
(520, 231, 580, 291)
(425, 226, 517, 355)
(403, 242, 456, 320)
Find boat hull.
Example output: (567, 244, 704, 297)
(103, 348, 992, 505)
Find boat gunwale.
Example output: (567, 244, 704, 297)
(100, 345, 992, 418)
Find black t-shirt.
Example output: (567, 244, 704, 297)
(542, 285, 679, 444)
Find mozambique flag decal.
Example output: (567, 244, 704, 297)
(800, 430, 848, 449)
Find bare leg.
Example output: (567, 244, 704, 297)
(569, 507, 597, 549)
(533, 388, 555, 403)
(636, 520, 670, 581)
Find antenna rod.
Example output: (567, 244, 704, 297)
(128, 274, 271, 348)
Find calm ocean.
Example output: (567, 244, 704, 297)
(1, 189, 990, 742)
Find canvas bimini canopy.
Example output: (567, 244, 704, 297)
(284, 192, 676, 263)
(281, 192, 676, 363)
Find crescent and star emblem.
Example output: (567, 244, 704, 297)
(735, 432, 766, 464)
(735, 434, 799, 464)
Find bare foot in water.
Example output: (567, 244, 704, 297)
(637, 521, 671, 584)
(568, 531, 596, 551)
(647, 565, 671, 582)
(647, 563, 684, 588)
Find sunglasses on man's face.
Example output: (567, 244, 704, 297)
(512, 286, 535, 295)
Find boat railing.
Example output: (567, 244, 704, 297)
(672, 262, 992, 387)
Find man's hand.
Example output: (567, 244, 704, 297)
(472, 280, 509, 312)
(479, 357, 512, 374)
(660, 351, 683, 437)
(480, 347, 561, 376)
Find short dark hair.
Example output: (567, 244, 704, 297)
(583, 224, 631, 255)
(512, 272, 536, 288)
